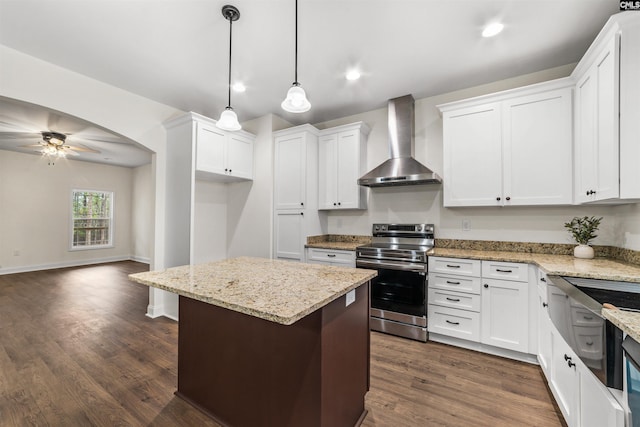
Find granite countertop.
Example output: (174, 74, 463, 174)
(305, 234, 371, 251)
(430, 247, 640, 343)
(429, 248, 640, 283)
(603, 308, 640, 343)
(129, 256, 377, 326)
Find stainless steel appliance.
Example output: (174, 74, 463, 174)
(356, 223, 434, 342)
(547, 275, 640, 390)
(357, 95, 441, 187)
(624, 335, 640, 427)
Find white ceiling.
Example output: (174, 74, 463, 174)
(0, 0, 621, 167)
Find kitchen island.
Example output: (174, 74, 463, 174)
(129, 257, 376, 427)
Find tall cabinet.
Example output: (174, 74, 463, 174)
(273, 125, 327, 261)
(573, 13, 640, 203)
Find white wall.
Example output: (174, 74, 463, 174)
(613, 204, 640, 251)
(0, 45, 181, 271)
(131, 163, 153, 262)
(314, 64, 635, 247)
(0, 150, 135, 272)
(193, 180, 228, 264)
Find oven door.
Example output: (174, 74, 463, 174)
(357, 259, 426, 318)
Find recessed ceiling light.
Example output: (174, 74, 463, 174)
(346, 70, 361, 81)
(482, 22, 504, 38)
(232, 82, 246, 92)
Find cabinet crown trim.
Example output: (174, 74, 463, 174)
(437, 77, 574, 113)
(318, 121, 371, 137)
(273, 123, 321, 137)
(163, 111, 255, 138)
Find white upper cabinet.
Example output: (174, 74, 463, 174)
(441, 103, 502, 206)
(164, 112, 255, 183)
(318, 122, 369, 210)
(274, 126, 317, 210)
(572, 13, 640, 203)
(439, 80, 573, 207)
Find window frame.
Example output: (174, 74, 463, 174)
(69, 189, 115, 251)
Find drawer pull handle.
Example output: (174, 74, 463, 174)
(564, 354, 572, 362)
(446, 297, 460, 302)
(327, 254, 336, 258)
(567, 360, 576, 368)
(542, 302, 548, 308)
(586, 341, 594, 346)
(496, 269, 512, 273)
(446, 264, 460, 268)
(540, 277, 546, 282)
(445, 320, 460, 325)
(446, 280, 460, 285)
(583, 316, 593, 320)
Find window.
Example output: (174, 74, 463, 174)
(71, 190, 114, 249)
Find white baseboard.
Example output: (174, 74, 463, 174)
(428, 332, 539, 365)
(0, 255, 151, 275)
(131, 255, 151, 264)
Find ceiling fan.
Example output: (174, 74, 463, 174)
(21, 131, 101, 158)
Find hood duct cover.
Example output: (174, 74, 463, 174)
(358, 94, 442, 187)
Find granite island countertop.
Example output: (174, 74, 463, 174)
(129, 256, 377, 325)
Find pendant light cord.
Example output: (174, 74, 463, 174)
(227, 15, 233, 108)
(294, 0, 298, 84)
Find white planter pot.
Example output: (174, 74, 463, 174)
(574, 244, 595, 259)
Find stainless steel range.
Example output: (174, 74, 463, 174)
(356, 223, 434, 342)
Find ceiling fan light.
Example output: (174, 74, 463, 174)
(281, 83, 311, 113)
(216, 107, 242, 131)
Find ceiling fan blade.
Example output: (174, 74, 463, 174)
(19, 144, 46, 148)
(0, 131, 43, 139)
(62, 149, 81, 156)
(70, 135, 131, 145)
(64, 145, 100, 154)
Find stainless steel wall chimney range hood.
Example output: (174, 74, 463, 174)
(358, 95, 442, 187)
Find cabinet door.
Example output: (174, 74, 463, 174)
(579, 363, 624, 427)
(503, 88, 573, 205)
(481, 278, 529, 352)
(318, 134, 338, 209)
(227, 133, 254, 180)
(443, 103, 503, 206)
(550, 330, 578, 427)
(196, 124, 226, 175)
(537, 292, 552, 377)
(575, 35, 620, 203)
(274, 134, 307, 210)
(336, 129, 361, 209)
(274, 211, 304, 260)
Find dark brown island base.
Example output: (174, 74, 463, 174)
(129, 257, 377, 427)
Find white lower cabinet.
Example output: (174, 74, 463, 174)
(428, 257, 529, 354)
(550, 330, 579, 424)
(305, 248, 355, 267)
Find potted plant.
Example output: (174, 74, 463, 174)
(564, 216, 602, 259)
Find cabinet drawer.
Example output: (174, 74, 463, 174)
(573, 326, 603, 359)
(429, 273, 481, 294)
(427, 305, 480, 342)
(429, 257, 481, 277)
(428, 288, 480, 312)
(482, 261, 529, 282)
(570, 307, 603, 327)
(306, 248, 355, 266)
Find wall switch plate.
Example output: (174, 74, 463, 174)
(462, 219, 470, 231)
(346, 289, 356, 307)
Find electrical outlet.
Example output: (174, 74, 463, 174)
(462, 219, 470, 231)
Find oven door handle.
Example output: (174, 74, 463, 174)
(356, 259, 426, 273)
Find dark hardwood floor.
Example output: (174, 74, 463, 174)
(0, 261, 565, 426)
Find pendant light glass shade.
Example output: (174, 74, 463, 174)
(216, 106, 241, 131)
(281, 83, 311, 113)
(216, 5, 242, 131)
(281, 0, 310, 114)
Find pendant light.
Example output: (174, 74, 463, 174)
(281, 0, 311, 113)
(216, 5, 242, 131)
